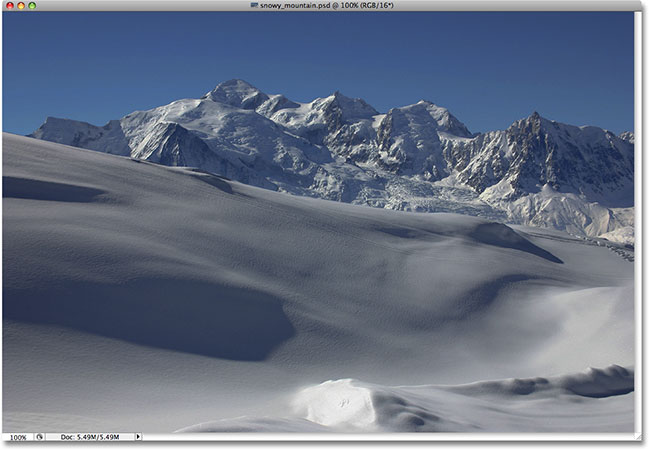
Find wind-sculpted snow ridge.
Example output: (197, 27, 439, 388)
(30, 79, 634, 244)
(177, 365, 633, 432)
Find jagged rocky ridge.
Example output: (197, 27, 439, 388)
(30, 79, 635, 243)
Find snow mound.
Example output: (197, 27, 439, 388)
(178, 365, 633, 433)
(449, 364, 633, 398)
(292, 378, 467, 432)
(293, 379, 376, 429)
(468, 222, 563, 263)
(289, 365, 634, 432)
(557, 365, 634, 398)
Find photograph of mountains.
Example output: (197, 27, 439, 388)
(3, 11, 636, 434)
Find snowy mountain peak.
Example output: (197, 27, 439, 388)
(393, 100, 473, 138)
(510, 111, 556, 134)
(619, 131, 634, 144)
(210, 78, 259, 92)
(205, 79, 270, 110)
(415, 99, 440, 107)
(521, 111, 546, 125)
(318, 91, 379, 121)
(256, 94, 300, 116)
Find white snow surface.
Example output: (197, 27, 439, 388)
(29, 79, 634, 244)
(180, 365, 633, 432)
(600, 226, 635, 246)
(3, 134, 634, 433)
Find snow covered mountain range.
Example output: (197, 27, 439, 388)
(30, 79, 635, 243)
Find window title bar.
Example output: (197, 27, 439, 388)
(2, 0, 642, 11)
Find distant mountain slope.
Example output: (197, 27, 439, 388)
(29, 79, 635, 243)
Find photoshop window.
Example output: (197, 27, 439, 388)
(1, 0, 641, 443)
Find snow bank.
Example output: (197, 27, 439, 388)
(178, 365, 634, 432)
(291, 365, 633, 432)
(448, 364, 633, 398)
(3, 134, 634, 432)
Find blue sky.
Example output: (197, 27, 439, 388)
(3, 11, 634, 135)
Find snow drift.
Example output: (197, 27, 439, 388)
(180, 365, 633, 432)
(3, 134, 634, 433)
